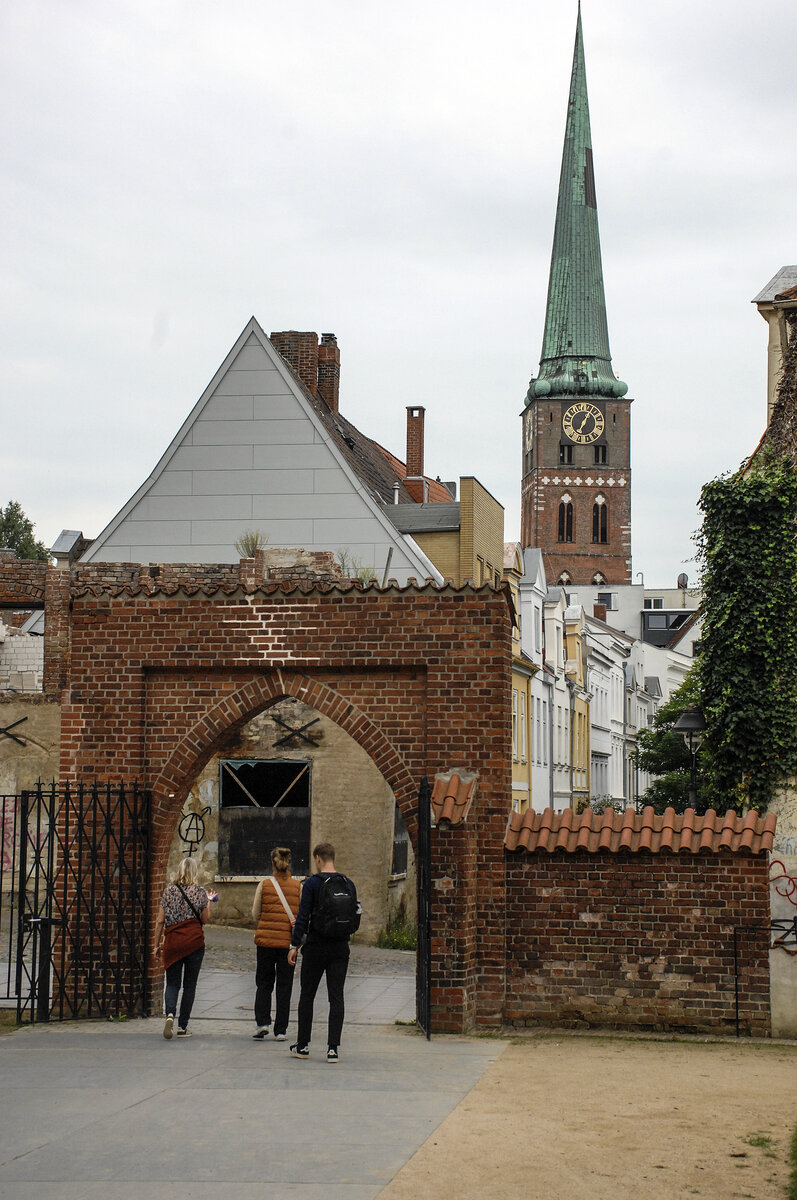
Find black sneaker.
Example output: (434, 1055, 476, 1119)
(290, 1043, 309, 1059)
(326, 1046, 339, 1063)
(252, 1026, 271, 1040)
(176, 1028, 192, 1038)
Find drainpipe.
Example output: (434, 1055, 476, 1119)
(566, 676, 576, 810)
(548, 676, 556, 809)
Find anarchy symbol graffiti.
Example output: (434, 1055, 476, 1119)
(179, 805, 211, 854)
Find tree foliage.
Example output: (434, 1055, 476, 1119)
(636, 671, 709, 812)
(696, 457, 797, 810)
(0, 500, 50, 561)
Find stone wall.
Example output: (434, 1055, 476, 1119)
(0, 621, 43, 691)
(0, 695, 60, 795)
(504, 849, 771, 1035)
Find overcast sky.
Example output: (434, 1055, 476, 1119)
(3, 0, 796, 586)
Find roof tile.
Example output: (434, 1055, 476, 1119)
(504, 805, 776, 855)
(430, 770, 477, 826)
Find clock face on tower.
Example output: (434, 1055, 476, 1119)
(562, 401, 604, 444)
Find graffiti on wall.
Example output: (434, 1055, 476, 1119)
(770, 859, 797, 954)
(770, 858, 797, 908)
(178, 804, 211, 855)
(1, 795, 17, 874)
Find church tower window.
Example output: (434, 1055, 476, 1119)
(592, 495, 607, 544)
(558, 495, 573, 542)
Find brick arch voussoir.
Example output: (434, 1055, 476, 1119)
(151, 670, 419, 863)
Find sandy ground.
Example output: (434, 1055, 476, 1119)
(378, 1034, 797, 1200)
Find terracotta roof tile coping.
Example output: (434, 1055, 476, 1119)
(505, 805, 777, 856)
(69, 578, 505, 600)
(431, 770, 478, 826)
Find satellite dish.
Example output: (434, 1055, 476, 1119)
(677, 573, 688, 589)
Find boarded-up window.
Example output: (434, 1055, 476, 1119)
(218, 759, 311, 877)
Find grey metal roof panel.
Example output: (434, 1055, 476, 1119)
(21, 610, 45, 634)
(752, 266, 797, 305)
(51, 530, 84, 554)
(389, 503, 461, 534)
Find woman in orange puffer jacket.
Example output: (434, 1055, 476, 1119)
(252, 846, 302, 1040)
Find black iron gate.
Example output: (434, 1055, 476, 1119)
(1, 782, 151, 1024)
(415, 775, 431, 1039)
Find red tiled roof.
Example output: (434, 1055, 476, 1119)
(504, 805, 777, 855)
(431, 770, 477, 825)
(374, 444, 455, 504)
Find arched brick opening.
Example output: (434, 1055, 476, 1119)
(147, 668, 420, 1016)
(151, 668, 418, 869)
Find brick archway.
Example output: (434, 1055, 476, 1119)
(150, 668, 418, 868)
(56, 574, 512, 1031)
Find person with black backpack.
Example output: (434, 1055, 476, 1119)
(287, 842, 360, 1062)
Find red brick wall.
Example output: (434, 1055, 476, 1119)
(505, 850, 771, 1035)
(57, 570, 513, 1030)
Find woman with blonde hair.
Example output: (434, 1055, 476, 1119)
(153, 856, 217, 1039)
(252, 846, 301, 1040)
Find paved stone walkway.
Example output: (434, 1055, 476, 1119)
(0, 1019, 504, 1198)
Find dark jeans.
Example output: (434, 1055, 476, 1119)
(255, 946, 295, 1035)
(296, 938, 350, 1049)
(164, 946, 205, 1030)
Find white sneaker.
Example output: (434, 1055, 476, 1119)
(163, 1014, 174, 1040)
(274, 1033, 287, 1041)
(252, 1026, 270, 1040)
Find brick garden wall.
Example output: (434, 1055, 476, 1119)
(505, 849, 771, 1035)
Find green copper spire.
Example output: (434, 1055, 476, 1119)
(527, 3, 627, 401)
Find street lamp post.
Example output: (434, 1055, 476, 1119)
(672, 705, 706, 809)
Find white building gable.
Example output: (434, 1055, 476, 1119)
(82, 319, 442, 584)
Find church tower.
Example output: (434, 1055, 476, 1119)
(521, 4, 632, 588)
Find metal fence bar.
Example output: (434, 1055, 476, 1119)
(416, 776, 432, 1041)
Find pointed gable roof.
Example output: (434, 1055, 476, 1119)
(527, 4, 627, 403)
(81, 318, 443, 584)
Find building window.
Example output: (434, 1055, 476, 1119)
(592, 500, 607, 543)
(520, 692, 527, 763)
(219, 759, 311, 876)
(477, 557, 485, 584)
(391, 803, 409, 875)
(512, 690, 519, 761)
(558, 501, 573, 542)
(559, 444, 573, 465)
(594, 444, 607, 464)
(644, 597, 664, 610)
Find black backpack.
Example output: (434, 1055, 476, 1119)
(311, 873, 361, 938)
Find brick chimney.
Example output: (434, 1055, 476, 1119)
(270, 331, 319, 396)
(317, 333, 340, 416)
(406, 406, 425, 478)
